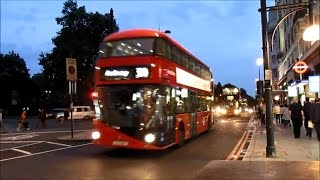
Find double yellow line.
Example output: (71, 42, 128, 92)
(226, 130, 249, 160)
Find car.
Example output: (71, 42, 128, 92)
(226, 107, 241, 117)
(56, 106, 95, 121)
(46, 108, 66, 119)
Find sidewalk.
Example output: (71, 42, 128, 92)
(195, 118, 320, 179)
(244, 118, 320, 161)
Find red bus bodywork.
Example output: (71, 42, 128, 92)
(92, 29, 214, 150)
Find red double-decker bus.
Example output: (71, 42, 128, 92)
(91, 29, 214, 150)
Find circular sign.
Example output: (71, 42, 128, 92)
(68, 66, 76, 75)
(293, 61, 308, 74)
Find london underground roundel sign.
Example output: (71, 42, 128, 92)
(293, 61, 308, 74)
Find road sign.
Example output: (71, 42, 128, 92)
(293, 61, 308, 74)
(66, 58, 77, 81)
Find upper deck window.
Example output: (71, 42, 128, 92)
(98, 38, 155, 58)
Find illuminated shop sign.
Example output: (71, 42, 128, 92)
(101, 66, 149, 80)
(309, 75, 320, 93)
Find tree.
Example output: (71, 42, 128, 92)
(0, 51, 32, 114)
(39, 0, 119, 107)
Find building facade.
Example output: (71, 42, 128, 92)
(270, 0, 320, 105)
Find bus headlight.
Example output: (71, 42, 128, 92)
(144, 133, 155, 143)
(92, 131, 101, 140)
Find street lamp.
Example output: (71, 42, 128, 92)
(303, 24, 320, 41)
(259, 0, 317, 158)
(256, 58, 263, 80)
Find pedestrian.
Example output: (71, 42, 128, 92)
(36, 109, 47, 128)
(303, 97, 313, 138)
(61, 109, 69, 125)
(262, 103, 266, 124)
(0, 108, 3, 127)
(280, 104, 284, 125)
(274, 103, 281, 125)
(17, 109, 30, 131)
(289, 99, 304, 138)
(281, 104, 291, 127)
(311, 98, 320, 141)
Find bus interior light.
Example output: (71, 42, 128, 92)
(136, 67, 149, 78)
(144, 133, 156, 143)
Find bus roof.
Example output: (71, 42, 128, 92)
(104, 29, 210, 70)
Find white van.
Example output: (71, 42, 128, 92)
(56, 106, 95, 120)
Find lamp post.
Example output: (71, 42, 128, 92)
(256, 58, 263, 81)
(259, 0, 317, 158)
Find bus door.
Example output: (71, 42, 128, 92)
(189, 91, 197, 137)
(159, 86, 176, 144)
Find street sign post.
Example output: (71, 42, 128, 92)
(66, 58, 77, 81)
(66, 58, 77, 139)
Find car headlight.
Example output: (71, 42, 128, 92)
(144, 133, 155, 143)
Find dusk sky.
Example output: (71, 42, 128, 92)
(0, 0, 275, 96)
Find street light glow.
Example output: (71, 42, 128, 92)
(256, 58, 263, 66)
(303, 24, 320, 42)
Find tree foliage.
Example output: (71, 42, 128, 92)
(0, 51, 33, 114)
(38, 0, 119, 107)
(0, 51, 30, 82)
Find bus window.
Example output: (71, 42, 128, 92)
(171, 46, 180, 64)
(195, 63, 200, 74)
(200, 65, 205, 77)
(181, 53, 188, 68)
(165, 40, 172, 59)
(98, 38, 155, 58)
(155, 38, 166, 56)
(188, 58, 195, 72)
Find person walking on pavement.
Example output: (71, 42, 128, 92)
(0, 108, 3, 128)
(311, 98, 320, 141)
(281, 104, 291, 127)
(262, 103, 266, 124)
(61, 109, 69, 125)
(274, 103, 281, 125)
(303, 98, 313, 138)
(289, 99, 304, 138)
(17, 109, 30, 131)
(37, 109, 47, 128)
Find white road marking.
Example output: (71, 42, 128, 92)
(0, 143, 92, 162)
(1, 129, 91, 136)
(11, 148, 32, 155)
(0, 134, 39, 141)
(45, 141, 71, 147)
(0, 141, 43, 143)
(0, 142, 43, 151)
